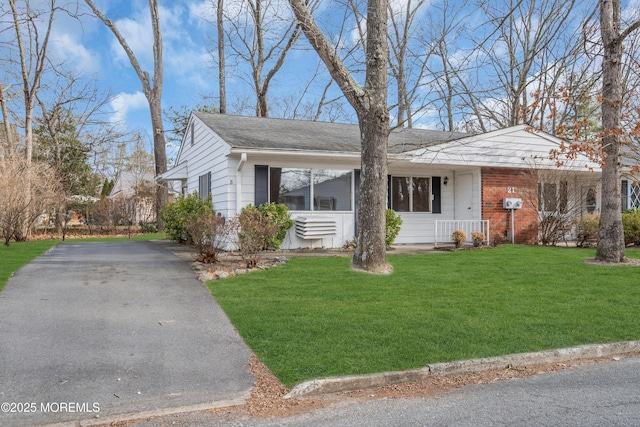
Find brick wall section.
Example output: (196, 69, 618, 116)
(481, 167, 539, 244)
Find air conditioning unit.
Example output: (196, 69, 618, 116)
(503, 198, 523, 209)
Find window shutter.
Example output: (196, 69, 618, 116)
(622, 180, 629, 212)
(255, 165, 269, 206)
(354, 169, 361, 234)
(432, 176, 442, 214)
(387, 175, 392, 209)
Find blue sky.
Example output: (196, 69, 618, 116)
(60, 0, 344, 160)
(3, 0, 640, 165)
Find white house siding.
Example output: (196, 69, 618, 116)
(412, 125, 602, 172)
(234, 157, 358, 249)
(159, 116, 608, 249)
(178, 116, 232, 213)
(389, 166, 460, 245)
(225, 158, 474, 248)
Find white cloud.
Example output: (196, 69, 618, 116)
(100, 2, 210, 92)
(188, 0, 216, 26)
(388, 0, 432, 21)
(109, 91, 148, 126)
(50, 32, 101, 74)
(350, 17, 367, 47)
(111, 14, 155, 67)
(623, 0, 640, 23)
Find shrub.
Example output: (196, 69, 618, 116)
(538, 213, 570, 246)
(237, 206, 279, 268)
(140, 222, 158, 233)
(575, 214, 599, 247)
(385, 209, 403, 248)
(343, 237, 357, 250)
(452, 229, 466, 248)
(623, 208, 640, 245)
(471, 231, 486, 247)
(257, 203, 294, 249)
(186, 211, 229, 263)
(160, 192, 214, 244)
(491, 231, 508, 247)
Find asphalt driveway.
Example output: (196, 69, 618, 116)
(0, 241, 255, 427)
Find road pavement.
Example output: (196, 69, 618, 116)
(125, 357, 640, 426)
(0, 241, 254, 427)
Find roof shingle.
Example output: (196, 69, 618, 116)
(193, 111, 468, 154)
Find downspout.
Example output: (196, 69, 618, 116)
(236, 153, 247, 215)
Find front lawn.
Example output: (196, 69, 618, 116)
(208, 245, 640, 387)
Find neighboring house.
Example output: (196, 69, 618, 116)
(621, 147, 640, 211)
(157, 112, 604, 248)
(109, 171, 156, 225)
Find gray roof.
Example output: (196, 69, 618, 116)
(193, 111, 468, 154)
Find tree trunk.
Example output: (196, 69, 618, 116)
(0, 83, 13, 160)
(351, 0, 391, 273)
(353, 108, 391, 273)
(596, 0, 626, 262)
(288, 0, 391, 273)
(257, 91, 268, 117)
(84, 0, 168, 231)
(150, 93, 168, 230)
(217, 0, 226, 114)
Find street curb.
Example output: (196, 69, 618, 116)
(37, 395, 248, 427)
(284, 341, 640, 398)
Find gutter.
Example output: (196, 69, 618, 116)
(236, 152, 247, 215)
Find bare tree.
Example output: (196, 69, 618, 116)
(453, 0, 585, 131)
(222, 0, 304, 117)
(289, 0, 391, 273)
(387, 0, 432, 128)
(84, 0, 168, 231)
(0, 157, 61, 246)
(596, 0, 640, 262)
(7, 0, 56, 167)
(3, 0, 58, 239)
(217, 0, 227, 114)
(0, 81, 18, 159)
(419, 0, 476, 131)
(521, 168, 600, 246)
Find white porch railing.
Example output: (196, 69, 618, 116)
(434, 220, 491, 247)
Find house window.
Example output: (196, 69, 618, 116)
(270, 168, 311, 210)
(198, 172, 211, 201)
(586, 188, 597, 214)
(256, 166, 353, 211)
(538, 181, 567, 212)
(622, 180, 640, 211)
(391, 176, 431, 212)
(630, 181, 640, 210)
(313, 169, 352, 211)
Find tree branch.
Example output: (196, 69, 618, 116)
(288, 0, 365, 111)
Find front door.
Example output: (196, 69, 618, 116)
(455, 173, 473, 220)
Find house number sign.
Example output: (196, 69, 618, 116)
(507, 186, 517, 193)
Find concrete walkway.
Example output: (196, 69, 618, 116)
(0, 241, 254, 427)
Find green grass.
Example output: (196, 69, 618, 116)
(0, 240, 59, 292)
(208, 246, 640, 387)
